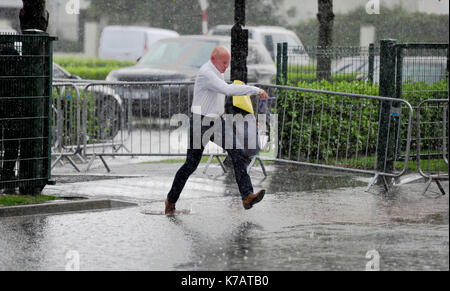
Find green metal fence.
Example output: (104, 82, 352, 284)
(0, 31, 57, 195)
(277, 43, 380, 95)
(277, 42, 449, 98)
(277, 40, 449, 181)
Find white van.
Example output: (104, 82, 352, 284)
(208, 25, 310, 64)
(0, 23, 17, 34)
(99, 26, 179, 61)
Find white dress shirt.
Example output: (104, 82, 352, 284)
(191, 60, 260, 117)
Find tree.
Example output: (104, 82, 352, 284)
(316, 0, 334, 81)
(20, 0, 49, 32)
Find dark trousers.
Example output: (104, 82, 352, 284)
(167, 115, 254, 204)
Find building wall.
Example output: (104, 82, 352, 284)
(47, 0, 91, 41)
(281, 0, 449, 25)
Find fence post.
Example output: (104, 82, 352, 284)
(447, 46, 449, 80)
(368, 43, 375, 84)
(282, 42, 288, 85)
(276, 43, 282, 85)
(231, 0, 248, 84)
(395, 45, 404, 99)
(377, 39, 397, 178)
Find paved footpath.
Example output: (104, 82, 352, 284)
(0, 157, 448, 271)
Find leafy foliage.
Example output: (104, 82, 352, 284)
(54, 57, 136, 80)
(275, 79, 449, 170)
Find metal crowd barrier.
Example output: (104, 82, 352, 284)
(80, 81, 234, 172)
(51, 81, 419, 192)
(416, 99, 449, 196)
(51, 82, 84, 172)
(254, 84, 414, 191)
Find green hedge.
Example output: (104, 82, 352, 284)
(54, 57, 136, 80)
(276, 79, 448, 169)
(63, 66, 120, 80)
(54, 57, 136, 68)
(277, 81, 379, 164)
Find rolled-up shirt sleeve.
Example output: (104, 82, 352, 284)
(203, 69, 260, 96)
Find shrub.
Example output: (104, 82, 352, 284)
(63, 66, 119, 80)
(53, 57, 136, 80)
(54, 57, 136, 68)
(276, 81, 380, 164)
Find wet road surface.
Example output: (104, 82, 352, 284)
(0, 162, 448, 271)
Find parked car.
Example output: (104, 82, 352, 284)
(99, 26, 179, 62)
(332, 56, 448, 84)
(106, 35, 276, 117)
(53, 62, 82, 80)
(208, 25, 310, 64)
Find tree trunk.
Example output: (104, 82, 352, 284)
(20, 0, 49, 32)
(317, 0, 334, 82)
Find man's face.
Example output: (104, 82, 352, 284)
(212, 53, 230, 74)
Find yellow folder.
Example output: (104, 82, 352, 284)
(233, 80, 254, 114)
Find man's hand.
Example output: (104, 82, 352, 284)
(258, 89, 269, 100)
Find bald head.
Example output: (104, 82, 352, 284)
(211, 46, 231, 73)
(211, 46, 230, 58)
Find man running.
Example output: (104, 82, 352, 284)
(165, 46, 268, 215)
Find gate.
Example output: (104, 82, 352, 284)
(416, 99, 449, 196)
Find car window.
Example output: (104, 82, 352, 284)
(212, 29, 230, 36)
(263, 35, 275, 58)
(211, 28, 254, 39)
(267, 33, 288, 47)
(262, 33, 292, 59)
(248, 44, 273, 65)
(139, 39, 218, 68)
(184, 42, 219, 68)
